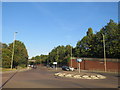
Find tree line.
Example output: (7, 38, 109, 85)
(31, 20, 120, 66)
(74, 19, 119, 58)
(30, 45, 72, 66)
(1, 19, 119, 68)
(1, 40, 28, 68)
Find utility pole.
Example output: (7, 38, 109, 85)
(11, 32, 17, 69)
(47, 58, 48, 67)
(78, 62, 80, 73)
(71, 45, 72, 67)
(56, 48, 59, 70)
(40, 54, 41, 67)
(102, 34, 107, 72)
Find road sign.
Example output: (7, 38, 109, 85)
(76, 59, 82, 62)
(76, 59, 82, 73)
(53, 62, 57, 64)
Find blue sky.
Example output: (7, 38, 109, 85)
(2, 2, 118, 58)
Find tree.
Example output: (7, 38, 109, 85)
(47, 45, 73, 66)
(31, 54, 48, 65)
(75, 19, 119, 58)
(2, 43, 8, 48)
(100, 19, 119, 58)
(8, 40, 28, 68)
(87, 28, 93, 36)
(75, 28, 94, 57)
(2, 45, 12, 68)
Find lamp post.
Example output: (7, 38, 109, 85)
(40, 54, 41, 67)
(102, 34, 107, 72)
(56, 48, 59, 70)
(70, 44, 72, 67)
(11, 32, 17, 69)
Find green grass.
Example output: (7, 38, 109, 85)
(2, 68, 17, 72)
(1, 67, 29, 72)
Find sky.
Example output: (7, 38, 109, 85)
(2, 0, 120, 2)
(2, 2, 118, 58)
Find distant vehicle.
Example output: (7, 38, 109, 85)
(46, 65, 50, 68)
(31, 65, 34, 68)
(51, 65, 55, 68)
(62, 66, 74, 71)
(33, 65, 37, 69)
(69, 67, 74, 71)
(30, 65, 37, 69)
(28, 65, 31, 67)
(62, 66, 70, 71)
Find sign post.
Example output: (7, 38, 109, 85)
(76, 59, 82, 73)
(79, 62, 80, 73)
(53, 62, 57, 70)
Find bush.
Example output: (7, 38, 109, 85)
(19, 64, 26, 68)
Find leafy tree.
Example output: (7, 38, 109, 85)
(31, 55, 48, 65)
(8, 40, 28, 68)
(75, 28, 94, 57)
(2, 45, 12, 68)
(99, 19, 119, 58)
(87, 28, 93, 36)
(75, 19, 119, 58)
(2, 43, 8, 48)
(47, 45, 73, 66)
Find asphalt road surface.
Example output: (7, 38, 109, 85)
(2, 66, 118, 88)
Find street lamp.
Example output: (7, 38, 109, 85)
(11, 32, 18, 69)
(56, 48, 59, 70)
(102, 34, 107, 72)
(70, 44, 72, 67)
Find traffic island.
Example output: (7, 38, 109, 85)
(54, 72, 106, 79)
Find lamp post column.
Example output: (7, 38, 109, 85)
(11, 32, 17, 69)
(71, 45, 72, 67)
(102, 34, 107, 72)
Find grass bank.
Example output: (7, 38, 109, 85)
(1, 67, 30, 73)
(2, 68, 17, 72)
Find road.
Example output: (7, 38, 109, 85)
(2, 66, 118, 88)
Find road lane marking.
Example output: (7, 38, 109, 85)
(0, 71, 18, 89)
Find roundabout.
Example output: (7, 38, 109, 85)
(55, 72, 106, 79)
